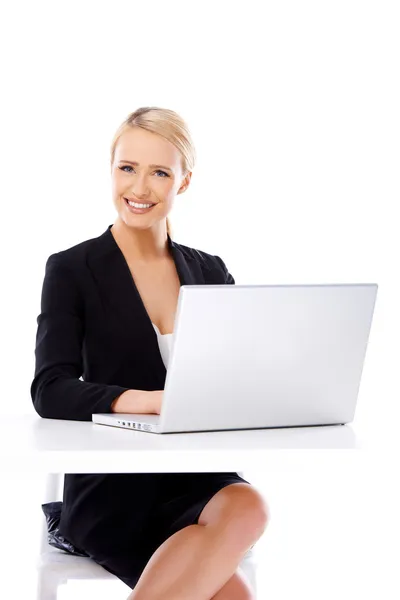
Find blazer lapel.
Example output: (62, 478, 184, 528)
(86, 223, 205, 342)
(168, 235, 206, 287)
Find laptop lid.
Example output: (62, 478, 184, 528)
(156, 284, 377, 433)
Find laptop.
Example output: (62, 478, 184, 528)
(92, 283, 378, 434)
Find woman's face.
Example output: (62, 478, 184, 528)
(111, 126, 190, 231)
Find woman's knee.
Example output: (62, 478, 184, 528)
(198, 483, 270, 540)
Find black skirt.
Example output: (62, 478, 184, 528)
(58, 472, 250, 590)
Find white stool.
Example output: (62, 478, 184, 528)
(37, 473, 258, 599)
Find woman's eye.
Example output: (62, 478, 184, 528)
(119, 166, 169, 177)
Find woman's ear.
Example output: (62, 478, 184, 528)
(179, 171, 192, 194)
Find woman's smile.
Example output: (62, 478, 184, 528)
(124, 197, 157, 214)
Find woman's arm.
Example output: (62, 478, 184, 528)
(30, 253, 135, 421)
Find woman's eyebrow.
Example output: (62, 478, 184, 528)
(119, 160, 173, 172)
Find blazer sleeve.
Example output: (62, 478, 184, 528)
(214, 255, 235, 285)
(30, 253, 130, 421)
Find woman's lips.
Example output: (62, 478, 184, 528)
(124, 197, 156, 214)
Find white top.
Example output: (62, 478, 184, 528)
(152, 322, 173, 368)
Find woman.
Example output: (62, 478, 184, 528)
(31, 106, 269, 600)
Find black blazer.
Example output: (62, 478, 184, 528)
(31, 224, 235, 421)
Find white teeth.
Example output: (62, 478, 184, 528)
(127, 199, 153, 209)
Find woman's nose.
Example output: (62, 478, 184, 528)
(131, 176, 149, 196)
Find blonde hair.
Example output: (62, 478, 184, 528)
(110, 107, 196, 238)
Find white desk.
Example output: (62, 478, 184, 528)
(0, 413, 357, 473)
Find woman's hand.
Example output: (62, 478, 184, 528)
(111, 389, 163, 414)
(148, 390, 163, 415)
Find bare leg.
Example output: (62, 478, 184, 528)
(127, 483, 268, 600)
(211, 567, 255, 600)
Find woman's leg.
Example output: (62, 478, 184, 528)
(127, 483, 268, 600)
(210, 567, 255, 599)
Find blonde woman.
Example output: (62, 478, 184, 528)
(31, 107, 269, 600)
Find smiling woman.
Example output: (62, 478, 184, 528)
(109, 106, 196, 242)
(31, 106, 268, 599)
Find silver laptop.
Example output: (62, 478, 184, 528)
(93, 283, 378, 434)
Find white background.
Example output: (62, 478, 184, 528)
(0, 0, 399, 598)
